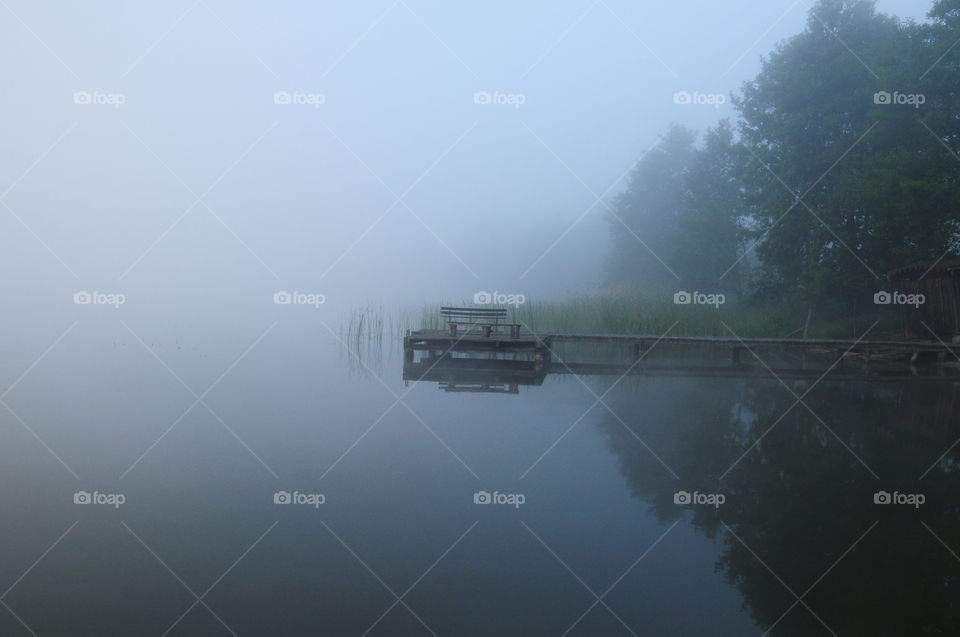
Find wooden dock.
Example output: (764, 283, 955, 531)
(403, 328, 960, 393)
(404, 330, 551, 371)
(404, 329, 960, 368)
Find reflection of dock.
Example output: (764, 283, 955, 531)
(403, 329, 960, 393)
(403, 353, 960, 394)
(403, 357, 544, 394)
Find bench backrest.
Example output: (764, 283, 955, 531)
(440, 306, 507, 323)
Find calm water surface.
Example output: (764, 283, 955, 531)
(1, 322, 957, 635)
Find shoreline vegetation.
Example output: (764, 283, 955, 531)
(343, 293, 904, 351)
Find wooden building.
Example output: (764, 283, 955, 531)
(887, 259, 960, 340)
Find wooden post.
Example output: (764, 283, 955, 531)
(534, 340, 550, 372)
(634, 341, 645, 362)
(801, 311, 811, 371)
(852, 297, 858, 339)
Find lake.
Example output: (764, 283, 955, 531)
(0, 320, 957, 635)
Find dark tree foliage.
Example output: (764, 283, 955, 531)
(608, 0, 960, 306)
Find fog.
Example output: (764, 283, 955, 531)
(5, 3, 960, 635)
(1, 0, 928, 324)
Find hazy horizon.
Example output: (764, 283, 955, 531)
(1, 0, 931, 322)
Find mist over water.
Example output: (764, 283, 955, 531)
(2, 1, 958, 635)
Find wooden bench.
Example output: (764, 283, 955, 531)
(440, 306, 521, 338)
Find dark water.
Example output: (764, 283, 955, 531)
(1, 324, 958, 636)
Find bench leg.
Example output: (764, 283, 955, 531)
(448, 323, 457, 337)
(482, 325, 491, 338)
(511, 325, 520, 338)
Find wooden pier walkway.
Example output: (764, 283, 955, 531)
(404, 329, 960, 367)
(403, 328, 960, 393)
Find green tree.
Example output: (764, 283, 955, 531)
(676, 120, 750, 293)
(735, 0, 960, 302)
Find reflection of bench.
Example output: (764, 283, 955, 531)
(440, 306, 521, 338)
(439, 382, 520, 394)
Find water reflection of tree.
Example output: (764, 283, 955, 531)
(596, 375, 960, 634)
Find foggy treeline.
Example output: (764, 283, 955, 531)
(606, 0, 960, 304)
